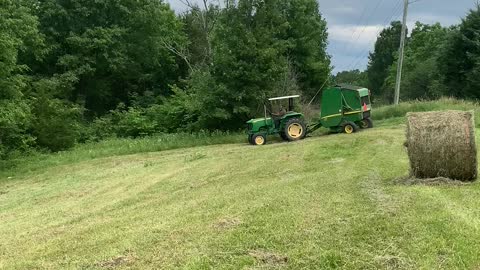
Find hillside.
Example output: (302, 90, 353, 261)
(2, 100, 480, 269)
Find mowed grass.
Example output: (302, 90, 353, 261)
(0, 131, 245, 177)
(3, 118, 480, 269)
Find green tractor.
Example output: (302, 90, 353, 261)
(247, 95, 307, 145)
(246, 85, 373, 145)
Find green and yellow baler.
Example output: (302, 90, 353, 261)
(309, 85, 373, 134)
(246, 85, 372, 145)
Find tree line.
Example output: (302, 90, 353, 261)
(0, 0, 330, 158)
(335, 5, 480, 104)
(4, 1, 480, 158)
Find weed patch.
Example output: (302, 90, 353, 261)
(249, 250, 288, 266)
(96, 251, 136, 269)
(213, 217, 242, 230)
(394, 176, 470, 186)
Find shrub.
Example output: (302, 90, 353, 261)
(32, 97, 82, 152)
(0, 99, 35, 158)
(111, 106, 157, 138)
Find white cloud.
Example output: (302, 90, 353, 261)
(329, 6, 357, 16)
(408, 13, 463, 26)
(329, 24, 385, 47)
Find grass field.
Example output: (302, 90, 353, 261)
(2, 100, 480, 269)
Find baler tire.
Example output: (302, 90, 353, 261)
(343, 122, 359, 134)
(366, 118, 373, 128)
(359, 118, 373, 129)
(284, 118, 307, 141)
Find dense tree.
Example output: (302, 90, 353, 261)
(0, 0, 42, 157)
(180, 0, 220, 67)
(158, 0, 331, 131)
(384, 22, 449, 101)
(334, 69, 367, 86)
(1, 0, 332, 156)
(0, 0, 43, 100)
(366, 21, 402, 101)
(182, 0, 287, 129)
(438, 5, 480, 99)
(285, 0, 331, 100)
(30, 0, 187, 116)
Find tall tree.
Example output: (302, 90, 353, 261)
(366, 21, 402, 101)
(0, 0, 43, 157)
(180, 0, 220, 67)
(385, 22, 449, 101)
(438, 5, 480, 99)
(0, 0, 43, 100)
(334, 69, 367, 86)
(30, 0, 187, 116)
(207, 0, 290, 128)
(285, 0, 331, 100)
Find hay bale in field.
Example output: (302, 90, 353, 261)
(406, 110, 477, 181)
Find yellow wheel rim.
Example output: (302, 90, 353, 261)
(288, 123, 303, 138)
(254, 136, 265, 145)
(345, 125, 354, 134)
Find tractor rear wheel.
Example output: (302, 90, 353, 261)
(284, 118, 307, 141)
(343, 122, 359, 134)
(359, 118, 373, 129)
(252, 133, 267, 145)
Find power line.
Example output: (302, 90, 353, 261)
(347, 1, 404, 71)
(330, 1, 371, 54)
(348, 0, 403, 70)
(347, 0, 388, 49)
(338, 0, 403, 72)
(334, 1, 375, 55)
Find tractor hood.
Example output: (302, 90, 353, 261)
(247, 117, 271, 124)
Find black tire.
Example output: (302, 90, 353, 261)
(248, 134, 254, 145)
(283, 118, 307, 141)
(358, 118, 373, 129)
(342, 121, 359, 134)
(280, 132, 288, 141)
(252, 133, 267, 145)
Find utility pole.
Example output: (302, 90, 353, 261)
(394, 0, 409, 105)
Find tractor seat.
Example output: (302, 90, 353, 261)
(272, 109, 287, 118)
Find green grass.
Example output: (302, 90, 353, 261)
(373, 97, 480, 124)
(0, 131, 245, 178)
(2, 99, 480, 269)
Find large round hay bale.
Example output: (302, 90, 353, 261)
(406, 110, 477, 181)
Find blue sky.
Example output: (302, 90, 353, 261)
(167, 0, 477, 73)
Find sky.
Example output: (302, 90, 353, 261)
(167, 0, 478, 74)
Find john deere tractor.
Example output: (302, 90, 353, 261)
(247, 95, 307, 145)
(246, 85, 373, 145)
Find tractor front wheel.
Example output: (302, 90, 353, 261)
(252, 134, 267, 145)
(359, 118, 373, 129)
(248, 134, 254, 145)
(284, 118, 307, 141)
(343, 122, 359, 134)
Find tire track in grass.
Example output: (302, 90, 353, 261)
(359, 171, 398, 216)
(357, 170, 416, 269)
(398, 186, 480, 268)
